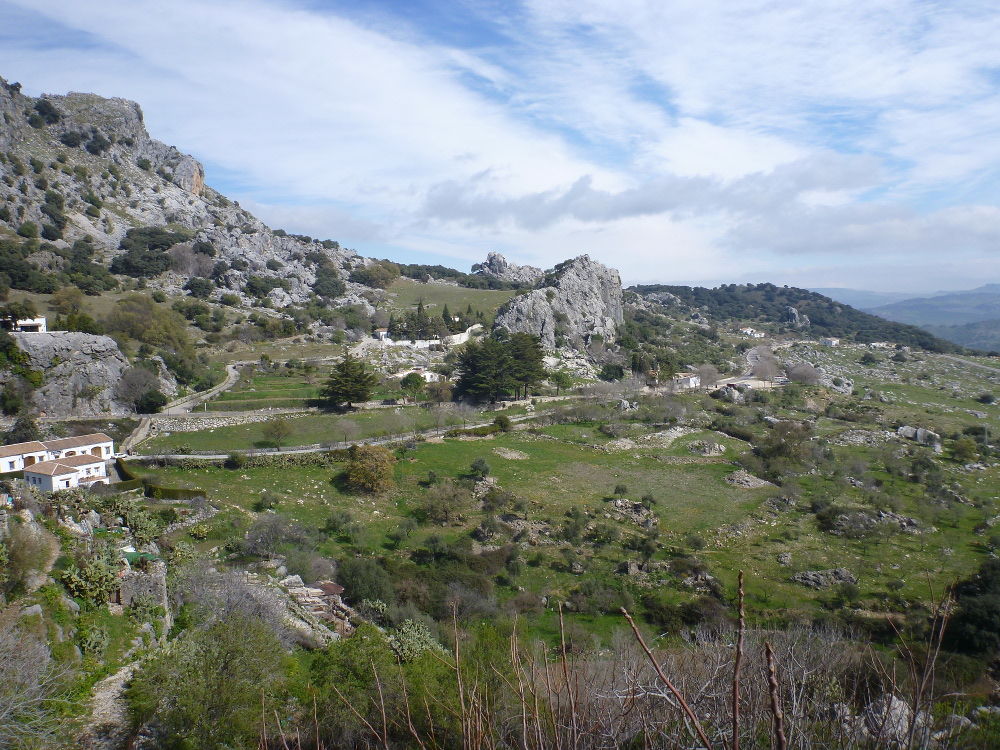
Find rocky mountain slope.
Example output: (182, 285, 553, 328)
(634, 282, 963, 353)
(0, 77, 375, 309)
(473, 251, 543, 285)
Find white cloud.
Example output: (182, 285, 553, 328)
(1, 0, 999, 293)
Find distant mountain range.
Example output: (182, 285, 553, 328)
(814, 285, 1000, 352)
(809, 288, 938, 310)
(862, 284, 1000, 326)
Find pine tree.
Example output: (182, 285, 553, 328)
(320, 353, 377, 409)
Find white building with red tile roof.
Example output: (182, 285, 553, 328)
(0, 433, 114, 474)
(23, 454, 109, 492)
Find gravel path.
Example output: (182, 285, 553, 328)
(78, 664, 136, 750)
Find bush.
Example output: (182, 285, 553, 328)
(338, 557, 394, 605)
(183, 277, 214, 299)
(137, 389, 168, 414)
(471, 457, 491, 478)
(345, 444, 396, 493)
(224, 451, 247, 469)
(16, 222, 38, 239)
(60, 131, 84, 147)
(349, 260, 400, 289)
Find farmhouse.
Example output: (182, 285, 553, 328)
(672, 373, 702, 390)
(0, 433, 115, 474)
(23, 454, 109, 492)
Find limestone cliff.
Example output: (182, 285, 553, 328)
(6, 332, 175, 417)
(474, 252, 543, 286)
(0, 77, 363, 307)
(493, 255, 624, 351)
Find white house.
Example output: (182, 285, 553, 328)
(820, 338, 840, 347)
(24, 454, 109, 492)
(0, 433, 115, 474)
(672, 373, 702, 390)
(1, 317, 47, 333)
(41, 433, 115, 461)
(396, 368, 442, 383)
(0, 441, 49, 473)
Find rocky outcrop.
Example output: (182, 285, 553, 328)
(474, 252, 544, 285)
(786, 306, 810, 328)
(171, 155, 205, 196)
(493, 255, 624, 351)
(791, 568, 856, 589)
(8, 332, 175, 416)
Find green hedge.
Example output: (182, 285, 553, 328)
(444, 424, 501, 438)
(116, 458, 139, 481)
(118, 458, 206, 499)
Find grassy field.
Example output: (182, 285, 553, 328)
(130, 413, 999, 631)
(208, 371, 321, 411)
(119, 343, 1000, 644)
(139, 405, 472, 453)
(387, 277, 516, 323)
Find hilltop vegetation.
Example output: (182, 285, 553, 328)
(635, 282, 963, 352)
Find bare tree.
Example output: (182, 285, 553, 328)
(261, 417, 293, 450)
(168, 244, 215, 277)
(786, 362, 822, 385)
(696, 364, 721, 388)
(0, 618, 69, 748)
(337, 418, 359, 447)
(114, 366, 159, 407)
(753, 357, 781, 383)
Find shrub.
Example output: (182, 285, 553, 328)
(183, 277, 214, 299)
(137, 390, 168, 413)
(60, 131, 84, 147)
(16, 222, 38, 239)
(345, 444, 396, 493)
(471, 457, 491, 478)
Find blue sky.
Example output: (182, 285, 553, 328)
(2, 0, 1000, 292)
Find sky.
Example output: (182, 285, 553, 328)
(2, 0, 1000, 293)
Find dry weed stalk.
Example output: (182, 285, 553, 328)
(299, 577, 967, 750)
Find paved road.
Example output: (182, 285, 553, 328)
(122, 364, 242, 451)
(160, 363, 242, 415)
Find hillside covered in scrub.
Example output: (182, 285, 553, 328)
(634, 282, 963, 353)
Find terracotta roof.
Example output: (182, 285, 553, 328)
(42, 433, 113, 452)
(25, 455, 106, 477)
(24, 461, 76, 477)
(0, 441, 46, 459)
